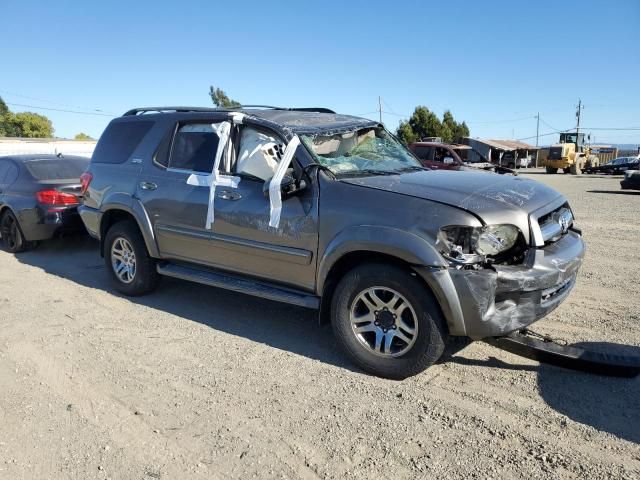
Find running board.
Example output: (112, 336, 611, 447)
(484, 330, 640, 378)
(157, 263, 320, 309)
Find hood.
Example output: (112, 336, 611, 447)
(340, 169, 563, 228)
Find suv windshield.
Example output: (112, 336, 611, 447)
(302, 127, 421, 175)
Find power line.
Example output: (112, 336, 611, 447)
(579, 127, 640, 131)
(0, 90, 117, 115)
(5, 102, 116, 117)
(467, 115, 536, 125)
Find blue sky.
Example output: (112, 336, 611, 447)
(2, 0, 639, 145)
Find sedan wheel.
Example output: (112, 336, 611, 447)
(0, 211, 28, 253)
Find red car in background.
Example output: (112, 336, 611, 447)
(408, 142, 464, 170)
(408, 141, 516, 175)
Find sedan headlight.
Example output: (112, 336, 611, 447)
(436, 224, 521, 264)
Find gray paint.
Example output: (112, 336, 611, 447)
(80, 109, 586, 339)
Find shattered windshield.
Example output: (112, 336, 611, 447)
(301, 127, 421, 176)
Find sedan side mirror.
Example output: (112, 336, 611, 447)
(263, 173, 306, 199)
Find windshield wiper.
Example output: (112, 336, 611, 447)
(396, 165, 429, 172)
(336, 169, 399, 177)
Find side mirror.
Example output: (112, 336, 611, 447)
(263, 174, 306, 199)
(443, 156, 454, 164)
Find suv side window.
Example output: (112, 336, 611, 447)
(235, 126, 285, 181)
(169, 123, 220, 173)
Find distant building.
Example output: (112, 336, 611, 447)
(0, 137, 96, 158)
(463, 138, 539, 168)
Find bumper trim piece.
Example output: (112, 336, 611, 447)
(485, 329, 640, 378)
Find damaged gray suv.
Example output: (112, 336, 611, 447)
(79, 106, 585, 379)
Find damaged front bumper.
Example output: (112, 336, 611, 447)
(446, 230, 585, 339)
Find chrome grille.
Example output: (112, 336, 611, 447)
(530, 199, 574, 247)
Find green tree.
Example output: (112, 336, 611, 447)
(396, 106, 470, 144)
(0, 97, 55, 138)
(0, 96, 12, 136)
(8, 112, 54, 138)
(0, 96, 8, 117)
(209, 86, 241, 108)
(74, 132, 94, 140)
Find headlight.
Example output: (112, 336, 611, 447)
(475, 224, 519, 255)
(436, 224, 521, 264)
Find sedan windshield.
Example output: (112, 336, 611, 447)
(301, 127, 421, 175)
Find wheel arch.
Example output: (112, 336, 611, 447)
(317, 226, 452, 328)
(99, 202, 159, 258)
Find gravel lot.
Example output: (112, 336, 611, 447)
(0, 171, 638, 480)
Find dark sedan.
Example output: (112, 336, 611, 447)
(585, 156, 639, 174)
(0, 154, 89, 252)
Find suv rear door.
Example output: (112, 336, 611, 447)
(137, 117, 228, 264)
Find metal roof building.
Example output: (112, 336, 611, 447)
(463, 138, 539, 168)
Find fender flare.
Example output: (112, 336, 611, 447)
(100, 197, 159, 258)
(317, 225, 466, 336)
(317, 225, 447, 293)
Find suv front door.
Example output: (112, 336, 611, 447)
(207, 123, 319, 291)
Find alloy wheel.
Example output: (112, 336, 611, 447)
(349, 286, 418, 357)
(110, 237, 137, 284)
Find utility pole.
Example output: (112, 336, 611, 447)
(535, 113, 540, 168)
(576, 99, 582, 135)
(378, 96, 382, 123)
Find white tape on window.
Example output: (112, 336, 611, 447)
(185, 121, 239, 230)
(268, 135, 301, 228)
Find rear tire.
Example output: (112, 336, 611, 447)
(104, 220, 159, 296)
(0, 210, 35, 253)
(331, 264, 448, 380)
(545, 166, 558, 174)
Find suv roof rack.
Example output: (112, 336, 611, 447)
(122, 106, 336, 116)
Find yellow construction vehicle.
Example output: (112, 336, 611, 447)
(544, 132, 599, 174)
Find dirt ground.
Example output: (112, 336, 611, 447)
(0, 171, 638, 480)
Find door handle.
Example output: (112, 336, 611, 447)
(216, 190, 241, 200)
(139, 182, 158, 191)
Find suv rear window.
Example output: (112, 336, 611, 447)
(169, 123, 220, 173)
(92, 121, 153, 164)
(24, 157, 89, 180)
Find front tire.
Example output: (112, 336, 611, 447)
(331, 264, 448, 380)
(104, 221, 159, 296)
(545, 166, 558, 174)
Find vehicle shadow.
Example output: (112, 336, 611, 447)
(587, 189, 640, 196)
(12, 236, 356, 373)
(452, 341, 640, 444)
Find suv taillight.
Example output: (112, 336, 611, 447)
(80, 172, 93, 195)
(36, 190, 79, 206)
